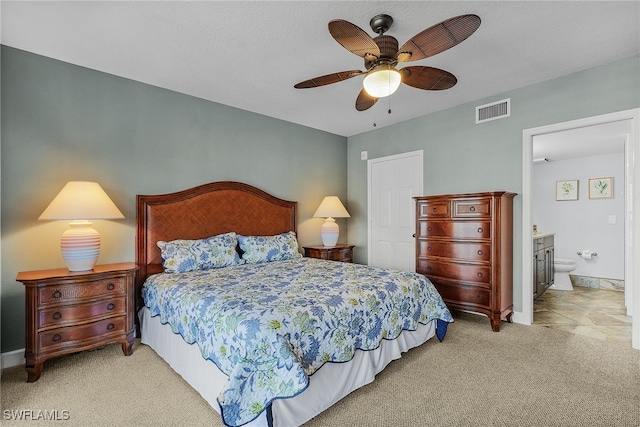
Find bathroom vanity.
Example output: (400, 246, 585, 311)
(533, 233, 554, 299)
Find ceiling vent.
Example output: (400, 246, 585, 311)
(476, 98, 510, 124)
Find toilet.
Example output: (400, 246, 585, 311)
(551, 258, 576, 290)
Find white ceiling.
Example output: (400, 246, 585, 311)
(533, 120, 631, 163)
(1, 1, 639, 142)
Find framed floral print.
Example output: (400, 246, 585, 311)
(589, 177, 612, 199)
(556, 180, 578, 201)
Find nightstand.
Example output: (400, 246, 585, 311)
(303, 244, 355, 262)
(17, 262, 138, 382)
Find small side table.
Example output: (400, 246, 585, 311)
(17, 262, 138, 382)
(303, 244, 355, 263)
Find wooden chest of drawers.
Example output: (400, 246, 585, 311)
(17, 263, 138, 382)
(414, 192, 516, 331)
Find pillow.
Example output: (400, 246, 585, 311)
(238, 231, 302, 264)
(157, 232, 242, 273)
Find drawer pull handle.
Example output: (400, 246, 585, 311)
(477, 272, 483, 278)
(432, 207, 437, 212)
(470, 206, 476, 211)
(477, 227, 484, 233)
(426, 266, 432, 272)
(53, 290, 62, 298)
(52, 334, 61, 342)
(107, 323, 115, 331)
(477, 250, 483, 256)
(107, 283, 115, 290)
(107, 303, 115, 310)
(427, 226, 433, 232)
(53, 312, 62, 320)
(427, 247, 432, 252)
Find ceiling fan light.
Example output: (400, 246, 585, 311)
(363, 68, 401, 98)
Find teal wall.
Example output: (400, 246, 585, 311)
(2, 45, 639, 353)
(0, 46, 348, 352)
(346, 56, 640, 313)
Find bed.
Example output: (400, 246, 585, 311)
(135, 181, 452, 427)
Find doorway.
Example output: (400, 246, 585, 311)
(532, 122, 628, 328)
(521, 109, 640, 350)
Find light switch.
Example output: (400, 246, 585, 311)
(608, 215, 617, 224)
(361, 151, 368, 160)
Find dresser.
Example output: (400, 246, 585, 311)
(17, 263, 138, 382)
(303, 244, 355, 262)
(414, 192, 516, 332)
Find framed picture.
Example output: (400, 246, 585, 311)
(589, 177, 613, 199)
(556, 180, 578, 201)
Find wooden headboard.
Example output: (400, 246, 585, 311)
(135, 181, 297, 311)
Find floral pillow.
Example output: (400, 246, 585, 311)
(238, 231, 302, 264)
(157, 232, 242, 273)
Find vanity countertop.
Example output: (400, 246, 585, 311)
(533, 232, 555, 239)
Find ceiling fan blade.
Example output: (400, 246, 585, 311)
(329, 19, 380, 61)
(400, 66, 457, 90)
(355, 89, 378, 111)
(294, 70, 363, 88)
(397, 14, 481, 62)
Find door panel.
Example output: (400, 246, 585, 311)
(369, 151, 423, 271)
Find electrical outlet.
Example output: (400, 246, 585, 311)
(361, 151, 368, 160)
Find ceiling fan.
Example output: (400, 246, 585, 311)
(294, 13, 481, 111)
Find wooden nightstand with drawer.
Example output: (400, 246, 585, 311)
(17, 262, 138, 382)
(303, 244, 355, 262)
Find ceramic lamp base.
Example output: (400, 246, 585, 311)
(320, 217, 339, 247)
(60, 221, 101, 271)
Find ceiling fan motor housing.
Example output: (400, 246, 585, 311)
(375, 35, 398, 60)
(366, 35, 398, 69)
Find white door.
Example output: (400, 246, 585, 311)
(368, 150, 423, 271)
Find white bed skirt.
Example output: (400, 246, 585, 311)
(139, 306, 436, 427)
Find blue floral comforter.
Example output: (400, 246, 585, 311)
(142, 257, 452, 426)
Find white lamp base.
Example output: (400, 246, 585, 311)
(60, 221, 101, 271)
(320, 217, 340, 247)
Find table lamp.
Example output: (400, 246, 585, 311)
(38, 181, 125, 271)
(313, 196, 350, 247)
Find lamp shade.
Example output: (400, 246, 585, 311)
(39, 181, 124, 220)
(363, 66, 402, 98)
(313, 196, 351, 219)
(39, 181, 124, 271)
(313, 196, 350, 248)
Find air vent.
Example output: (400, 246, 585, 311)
(476, 98, 510, 124)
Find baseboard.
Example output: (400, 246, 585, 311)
(2, 348, 25, 370)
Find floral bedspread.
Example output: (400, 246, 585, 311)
(142, 257, 452, 426)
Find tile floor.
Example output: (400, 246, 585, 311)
(533, 286, 632, 343)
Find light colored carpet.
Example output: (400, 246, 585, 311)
(2, 312, 639, 426)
